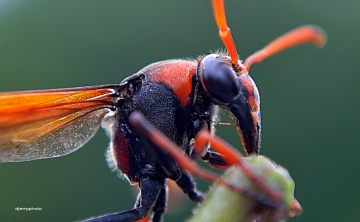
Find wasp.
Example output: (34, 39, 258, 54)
(0, 0, 326, 221)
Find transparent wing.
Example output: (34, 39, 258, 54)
(0, 85, 119, 162)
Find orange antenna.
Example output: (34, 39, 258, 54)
(211, 0, 239, 66)
(244, 25, 327, 71)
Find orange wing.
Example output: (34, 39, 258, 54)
(0, 85, 119, 163)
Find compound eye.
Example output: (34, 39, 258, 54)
(199, 54, 240, 104)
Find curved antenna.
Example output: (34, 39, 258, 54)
(211, 0, 239, 66)
(244, 25, 327, 71)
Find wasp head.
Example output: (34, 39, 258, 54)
(198, 54, 261, 154)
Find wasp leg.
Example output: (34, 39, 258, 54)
(201, 150, 229, 169)
(190, 138, 230, 169)
(83, 177, 164, 222)
(152, 185, 167, 222)
(176, 171, 204, 203)
(134, 125, 204, 205)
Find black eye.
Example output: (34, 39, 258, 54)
(198, 54, 240, 104)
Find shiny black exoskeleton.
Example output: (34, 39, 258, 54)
(85, 54, 261, 222)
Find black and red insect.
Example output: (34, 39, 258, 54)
(0, 0, 326, 221)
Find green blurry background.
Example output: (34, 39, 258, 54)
(0, 0, 359, 221)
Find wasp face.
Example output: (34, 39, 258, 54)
(198, 54, 261, 154)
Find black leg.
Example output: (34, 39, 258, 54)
(175, 171, 204, 203)
(189, 143, 229, 169)
(202, 150, 229, 169)
(151, 185, 167, 222)
(82, 177, 165, 222)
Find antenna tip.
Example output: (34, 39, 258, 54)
(303, 25, 327, 48)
